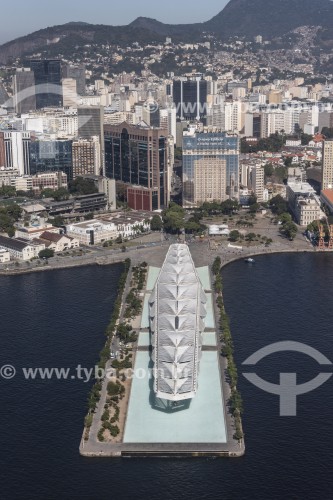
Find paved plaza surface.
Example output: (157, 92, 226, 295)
(123, 351, 227, 444)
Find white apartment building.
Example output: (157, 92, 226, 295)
(15, 223, 59, 241)
(104, 111, 135, 125)
(249, 166, 265, 202)
(0, 235, 45, 261)
(322, 140, 333, 190)
(261, 111, 285, 138)
(4, 131, 30, 175)
(66, 220, 118, 245)
(224, 101, 243, 132)
(159, 107, 177, 141)
(0, 249, 10, 263)
(287, 179, 323, 226)
(294, 196, 323, 227)
(62, 78, 78, 108)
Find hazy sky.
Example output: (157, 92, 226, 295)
(0, 0, 230, 44)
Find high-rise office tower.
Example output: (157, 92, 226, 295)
(144, 101, 160, 128)
(322, 140, 333, 190)
(63, 64, 86, 96)
(62, 78, 77, 108)
(29, 139, 73, 180)
(104, 122, 169, 210)
(173, 76, 208, 124)
(30, 60, 62, 108)
(78, 106, 104, 171)
(182, 127, 239, 207)
(12, 69, 36, 114)
(3, 132, 30, 175)
(160, 107, 177, 141)
(72, 137, 101, 179)
(149, 243, 207, 402)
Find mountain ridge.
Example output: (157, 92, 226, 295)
(1, 0, 333, 63)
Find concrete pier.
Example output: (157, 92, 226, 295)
(80, 248, 245, 458)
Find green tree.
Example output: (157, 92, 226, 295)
(162, 203, 185, 233)
(41, 188, 56, 198)
(282, 221, 298, 240)
(84, 212, 94, 221)
(0, 185, 16, 198)
(0, 203, 22, 236)
(249, 203, 260, 214)
(220, 199, 240, 215)
(301, 133, 313, 146)
(264, 163, 274, 178)
(5, 204, 22, 221)
(246, 232, 256, 241)
(279, 212, 292, 224)
(269, 195, 288, 215)
(68, 177, 98, 195)
(39, 248, 55, 259)
(150, 214, 163, 231)
(212, 256, 222, 276)
(229, 230, 240, 242)
(52, 216, 65, 227)
(184, 220, 201, 234)
(53, 188, 70, 201)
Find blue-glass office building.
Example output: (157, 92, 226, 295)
(29, 140, 73, 180)
(182, 130, 239, 207)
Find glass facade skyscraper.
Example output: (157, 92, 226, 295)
(182, 129, 239, 207)
(29, 140, 73, 180)
(173, 77, 208, 124)
(104, 122, 169, 210)
(30, 60, 62, 108)
(12, 69, 36, 114)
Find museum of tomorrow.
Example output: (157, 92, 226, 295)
(149, 244, 207, 401)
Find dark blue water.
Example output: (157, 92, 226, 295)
(1, 256, 333, 500)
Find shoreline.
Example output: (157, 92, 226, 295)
(0, 243, 317, 277)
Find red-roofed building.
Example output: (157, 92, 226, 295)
(321, 189, 333, 214)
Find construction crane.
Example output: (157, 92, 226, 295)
(317, 221, 326, 250)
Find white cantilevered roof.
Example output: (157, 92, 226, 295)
(149, 244, 207, 401)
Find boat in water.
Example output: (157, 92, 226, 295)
(244, 258, 255, 264)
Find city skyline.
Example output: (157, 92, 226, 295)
(0, 0, 229, 45)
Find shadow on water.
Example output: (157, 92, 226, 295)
(147, 353, 192, 413)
